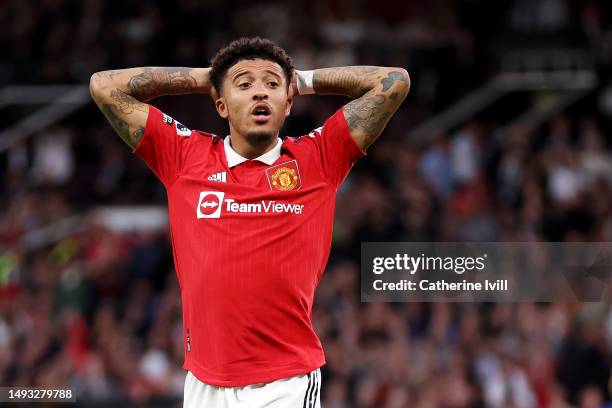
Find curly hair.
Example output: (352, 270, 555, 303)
(209, 37, 294, 94)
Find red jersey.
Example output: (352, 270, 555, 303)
(134, 105, 365, 387)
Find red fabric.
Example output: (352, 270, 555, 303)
(135, 106, 364, 386)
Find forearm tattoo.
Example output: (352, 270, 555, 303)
(91, 67, 199, 149)
(313, 66, 380, 98)
(110, 89, 148, 114)
(127, 67, 198, 101)
(315, 66, 409, 149)
(381, 71, 408, 92)
(99, 89, 148, 148)
(344, 94, 391, 135)
(100, 104, 144, 148)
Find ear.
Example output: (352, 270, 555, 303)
(285, 95, 293, 117)
(215, 97, 228, 119)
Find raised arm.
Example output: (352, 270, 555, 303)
(89, 67, 212, 149)
(307, 66, 410, 150)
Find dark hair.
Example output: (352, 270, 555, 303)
(209, 37, 294, 94)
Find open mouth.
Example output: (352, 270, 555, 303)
(251, 103, 272, 122)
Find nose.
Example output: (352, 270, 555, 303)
(252, 82, 268, 100)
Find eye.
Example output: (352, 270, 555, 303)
(238, 82, 251, 89)
(268, 81, 279, 88)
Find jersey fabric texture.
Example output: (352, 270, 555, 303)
(134, 106, 365, 387)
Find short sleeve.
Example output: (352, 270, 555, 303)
(308, 108, 366, 188)
(133, 105, 193, 187)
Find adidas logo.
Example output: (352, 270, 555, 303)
(207, 171, 227, 183)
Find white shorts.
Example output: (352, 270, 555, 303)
(183, 368, 321, 408)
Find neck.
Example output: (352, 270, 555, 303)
(229, 128, 278, 159)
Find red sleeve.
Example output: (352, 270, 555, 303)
(308, 108, 366, 188)
(133, 105, 193, 187)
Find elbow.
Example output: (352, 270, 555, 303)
(381, 67, 410, 99)
(89, 73, 101, 101)
(396, 68, 411, 96)
(89, 72, 108, 103)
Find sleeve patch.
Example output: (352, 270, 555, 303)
(162, 113, 174, 126)
(175, 121, 192, 137)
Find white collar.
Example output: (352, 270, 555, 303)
(224, 135, 282, 168)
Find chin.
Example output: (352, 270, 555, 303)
(245, 130, 276, 146)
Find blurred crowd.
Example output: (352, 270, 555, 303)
(1, 0, 612, 407)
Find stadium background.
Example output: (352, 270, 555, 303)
(0, 0, 611, 407)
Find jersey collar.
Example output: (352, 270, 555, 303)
(224, 135, 282, 168)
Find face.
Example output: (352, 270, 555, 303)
(215, 59, 292, 146)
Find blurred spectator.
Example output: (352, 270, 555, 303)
(30, 127, 74, 186)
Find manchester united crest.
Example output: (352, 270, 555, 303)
(265, 160, 301, 191)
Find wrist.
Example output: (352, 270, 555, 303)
(296, 70, 315, 95)
(193, 68, 213, 94)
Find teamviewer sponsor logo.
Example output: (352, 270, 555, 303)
(196, 191, 304, 219)
(196, 191, 224, 219)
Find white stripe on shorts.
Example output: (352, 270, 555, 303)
(302, 369, 321, 408)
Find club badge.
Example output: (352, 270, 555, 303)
(265, 160, 301, 191)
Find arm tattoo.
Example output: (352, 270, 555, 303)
(128, 67, 197, 101)
(91, 67, 200, 149)
(313, 66, 380, 98)
(100, 104, 144, 148)
(314, 66, 409, 150)
(92, 70, 122, 87)
(99, 70, 124, 80)
(110, 89, 148, 114)
(133, 126, 145, 141)
(344, 94, 391, 135)
(381, 71, 409, 92)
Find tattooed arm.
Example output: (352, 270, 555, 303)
(89, 67, 212, 149)
(311, 66, 410, 150)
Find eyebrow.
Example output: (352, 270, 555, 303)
(232, 69, 283, 82)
